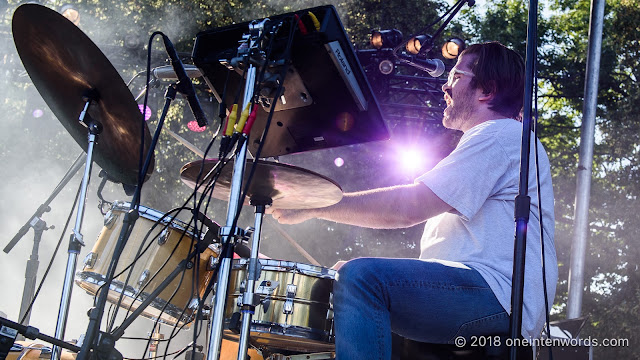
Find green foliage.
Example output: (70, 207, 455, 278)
(462, 0, 640, 357)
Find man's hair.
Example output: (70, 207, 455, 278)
(460, 42, 525, 119)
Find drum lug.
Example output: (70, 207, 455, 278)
(158, 228, 170, 245)
(207, 255, 219, 271)
(256, 280, 279, 295)
(83, 252, 98, 268)
(283, 284, 297, 314)
(103, 210, 117, 228)
(137, 269, 150, 287)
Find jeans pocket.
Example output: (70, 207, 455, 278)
(449, 311, 510, 342)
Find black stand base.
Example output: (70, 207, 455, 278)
(391, 334, 533, 360)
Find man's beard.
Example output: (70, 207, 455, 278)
(442, 88, 476, 131)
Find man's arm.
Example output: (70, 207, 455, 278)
(268, 182, 452, 229)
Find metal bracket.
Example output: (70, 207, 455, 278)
(283, 284, 297, 315)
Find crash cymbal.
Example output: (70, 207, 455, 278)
(12, 4, 153, 185)
(180, 159, 343, 209)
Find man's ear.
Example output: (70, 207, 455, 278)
(479, 80, 497, 102)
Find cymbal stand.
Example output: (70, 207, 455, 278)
(236, 199, 270, 360)
(77, 85, 176, 360)
(52, 91, 102, 360)
(206, 19, 266, 360)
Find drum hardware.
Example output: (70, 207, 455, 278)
(12, 4, 159, 360)
(0, 317, 82, 359)
(146, 329, 164, 359)
(223, 260, 336, 353)
(3, 153, 85, 336)
(79, 30, 212, 359)
(181, 154, 343, 360)
(203, 18, 264, 360)
(75, 203, 221, 327)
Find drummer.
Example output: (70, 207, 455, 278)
(269, 42, 557, 359)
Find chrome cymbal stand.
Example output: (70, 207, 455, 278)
(52, 90, 102, 360)
(236, 199, 270, 360)
(206, 19, 266, 360)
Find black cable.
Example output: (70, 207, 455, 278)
(234, 16, 295, 225)
(136, 31, 164, 200)
(19, 182, 82, 324)
(530, 11, 553, 359)
(110, 208, 198, 329)
(532, 51, 553, 360)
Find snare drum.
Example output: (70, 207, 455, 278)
(75, 202, 219, 326)
(223, 259, 336, 352)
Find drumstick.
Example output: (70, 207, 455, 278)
(267, 217, 322, 266)
(165, 128, 205, 158)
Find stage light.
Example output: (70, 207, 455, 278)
(442, 38, 465, 59)
(32, 108, 44, 118)
(334, 157, 344, 167)
(399, 147, 423, 174)
(59, 4, 79, 25)
(335, 112, 355, 132)
(406, 35, 432, 55)
(370, 29, 403, 49)
(138, 104, 152, 121)
(187, 120, 207, 132)
(378, 59, 394, 75)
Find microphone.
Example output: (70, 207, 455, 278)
(152, 65, 202, 80)
(161, 34, 208, 127)
(397, 54, 445, 78)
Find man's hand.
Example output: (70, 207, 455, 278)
(267, 207, 315, 225)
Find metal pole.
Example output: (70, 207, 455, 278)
(236, 204, 267, 360)
(509, 0, 537, 356)
(207, 65, 257, 360)
(17, 218, 47, 331)
(567, 0, 605, 319)
(52, 123, 98, 360)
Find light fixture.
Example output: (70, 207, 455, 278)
(370, 29, 403, 49)
(442, 38, 465, 59)
(378, 59, 394, 75)
(59, 4, 79, 25)
(138, 104, 152, 121)
(187, 120, 207, 132)
(406, 35, 432, 55)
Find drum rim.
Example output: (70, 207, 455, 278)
(75, 270, 197, 326)
(110, 200, 196, 235)
(232, 259, 336, 278)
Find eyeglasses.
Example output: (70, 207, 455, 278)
(446, 69, 474, 86)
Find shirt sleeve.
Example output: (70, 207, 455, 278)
(415, 132, 511, 221)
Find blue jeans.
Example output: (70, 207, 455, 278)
(333, 258, 509, 360)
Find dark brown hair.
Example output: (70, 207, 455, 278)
(460, 42, 525, 119)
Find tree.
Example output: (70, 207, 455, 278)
(464, 0, 640, 357)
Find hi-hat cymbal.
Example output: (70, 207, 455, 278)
(12, 4, 153, 185)
(180, 159, 343, 209)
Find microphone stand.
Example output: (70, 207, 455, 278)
(3, 153, 84, 332)
(508, 0, 538, 358)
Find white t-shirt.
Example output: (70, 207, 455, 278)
(416, 119, 557, 340)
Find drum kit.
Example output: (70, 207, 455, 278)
(2, 3, 389, 360)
